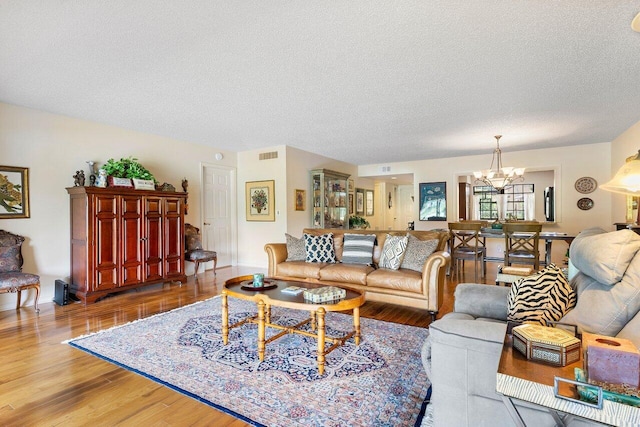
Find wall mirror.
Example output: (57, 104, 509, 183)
(455, 167, 559, 224)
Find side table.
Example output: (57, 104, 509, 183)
(496, 331, 640, 427)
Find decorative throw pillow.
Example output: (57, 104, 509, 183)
(285, 233, 306, 261)
(400, 235, 439, 272)
(378, 234, 408, 270)
(0, 244, 22, 272)
(304, 233, 336, 263)
(341, 233, 377, 265)
(184, 224, 203, 251)
(507, 263, 576, 326)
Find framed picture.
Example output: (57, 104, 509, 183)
(348, 179, 355, 193)
(246, 180, 275, 221)
(419, 182, 446, 221)
(365, 189, 374, 216)
(355, 188, 365, 215)
(0, 165, 30, 219)
(348, 193, 354, 215)
(294, 189, 305, 211)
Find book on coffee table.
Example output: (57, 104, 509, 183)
(303, 286, 347, 303)
(281, 286, 305, 295)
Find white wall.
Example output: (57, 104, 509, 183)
(0, 102, 235, 311)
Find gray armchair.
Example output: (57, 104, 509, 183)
(0, 230, 40, 312)
(424, 227, 640, 426)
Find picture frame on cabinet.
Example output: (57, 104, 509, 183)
(349, 193, 354, 215)
(246, 180, 275, 221)
(295, 189, 305, 211)
(356, 188, 365, 215)
(0, 165, 29, 219)
(365, 189, 374, 216)
(348, 179, 354, 193)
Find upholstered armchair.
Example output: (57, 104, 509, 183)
(185, 224, 217, 276)
(0, 230, 40, 312)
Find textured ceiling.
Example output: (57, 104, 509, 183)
(1, 1, 639, 165)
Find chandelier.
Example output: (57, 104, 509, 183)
(473, 135, 525, 193)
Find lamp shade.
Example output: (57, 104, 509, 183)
(600, 150, 640, 195)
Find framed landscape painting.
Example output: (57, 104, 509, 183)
(419, 182, 446, 221)
(0, 165, 30, 219)
(246, 180, 275, 221)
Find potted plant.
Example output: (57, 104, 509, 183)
(102, 157, 157, 182)
(349, 215, 370, 229)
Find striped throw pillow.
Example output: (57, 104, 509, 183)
(507, 264, 576, 326)
(379, 234, 408, 270)
(341, 233, 376, 265)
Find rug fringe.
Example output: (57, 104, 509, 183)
(62, 296, 220, 344)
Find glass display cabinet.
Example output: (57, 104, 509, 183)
(311, 169, 350, 228)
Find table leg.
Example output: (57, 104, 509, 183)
(353, 306, 361, 345)
(545, 240, 553, 266)
(310, 310, 316, 331)
(221, 291, 229, 345)
(257, 300, 266, 362)
(265, 303, 271, 323)
(317, 307, 326, 375)
(501, 395, 526, 427)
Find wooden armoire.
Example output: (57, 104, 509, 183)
(67, 186, 187, 304)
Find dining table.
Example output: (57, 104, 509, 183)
(478, 228, 575, 267)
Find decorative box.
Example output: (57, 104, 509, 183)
(512, 323, 581, 366)
(583, 332, 640, 388)
(303, 286, 346, 303)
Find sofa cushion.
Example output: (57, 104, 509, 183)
(276, 260, 327, 280)
(379, 234, 408, 270)
(570, 228, 640, 286)
(304, 233, 336, 263)
(341, 233, 376, 265)
(285, 233, 305, 261)
(507, 264, 576, 326)
(366, 268, 422, 293)
(400, 235, 438, 272)
(0, 244, 22, 273)
(318, 263, 374, 285)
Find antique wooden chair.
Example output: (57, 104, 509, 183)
(0, 230, 40, 312)
(448, 221, 486, 282)
(185, 224, 217, 277)
(502, 222, 542, 271)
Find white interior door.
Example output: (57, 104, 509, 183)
(398, 185, 414, 229)
(202, 164, 236, 267)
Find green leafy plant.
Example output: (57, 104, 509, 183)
(349, 215, 370, 229)
(102, 157, 156, 182)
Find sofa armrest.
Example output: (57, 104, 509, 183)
(422, 250, 450, 314)
(453, 283, 510, 321)
(264, 243, 288, 277)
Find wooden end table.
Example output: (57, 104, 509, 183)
(222, 276, 365, 375)
(496, 329, 640, 427)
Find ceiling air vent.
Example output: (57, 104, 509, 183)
(259, 151, 278, 160)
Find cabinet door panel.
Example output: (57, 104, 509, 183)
(164, 198, 183, 277)
(145, 197, 163, 281)
(94, 195, 118, 291)
(121, 196, 143, 286)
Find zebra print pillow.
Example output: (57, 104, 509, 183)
(507, 264, 576, 326)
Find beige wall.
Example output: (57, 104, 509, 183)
(0, 102, 235, 311)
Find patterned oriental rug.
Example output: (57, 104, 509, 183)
(66, 296, 431, 427)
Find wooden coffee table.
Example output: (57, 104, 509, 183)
(222, 276, 365, 375)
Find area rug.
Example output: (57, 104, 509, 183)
(66, 296, 431, 426)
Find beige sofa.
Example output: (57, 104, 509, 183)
(264, 228, 450, 320)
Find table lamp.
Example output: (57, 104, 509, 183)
(600, 150, 640, 224)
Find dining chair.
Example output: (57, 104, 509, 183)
(502, 222, 542, 271)
(448, 222, 486, 282)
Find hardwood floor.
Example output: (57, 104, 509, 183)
(0, 262, 498, 426)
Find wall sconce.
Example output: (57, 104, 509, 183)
(388, 192, 392, 209)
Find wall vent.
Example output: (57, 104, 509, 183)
(381, 166, 391, 172)
(259, 151, 279, 160)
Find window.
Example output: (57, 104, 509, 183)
(473, 184, 535, 221)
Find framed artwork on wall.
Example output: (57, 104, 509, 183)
(0, 165, 30, 219)
(295, 189, 305, 211)
(365, 189, 374, 216)
(356, 188, 365, 215)
(246, 180, 275, 221)
(419, 182, 446, 221)
(348, 193, 354, 215)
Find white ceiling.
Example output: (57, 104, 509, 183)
(1, 1, 639, 165)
